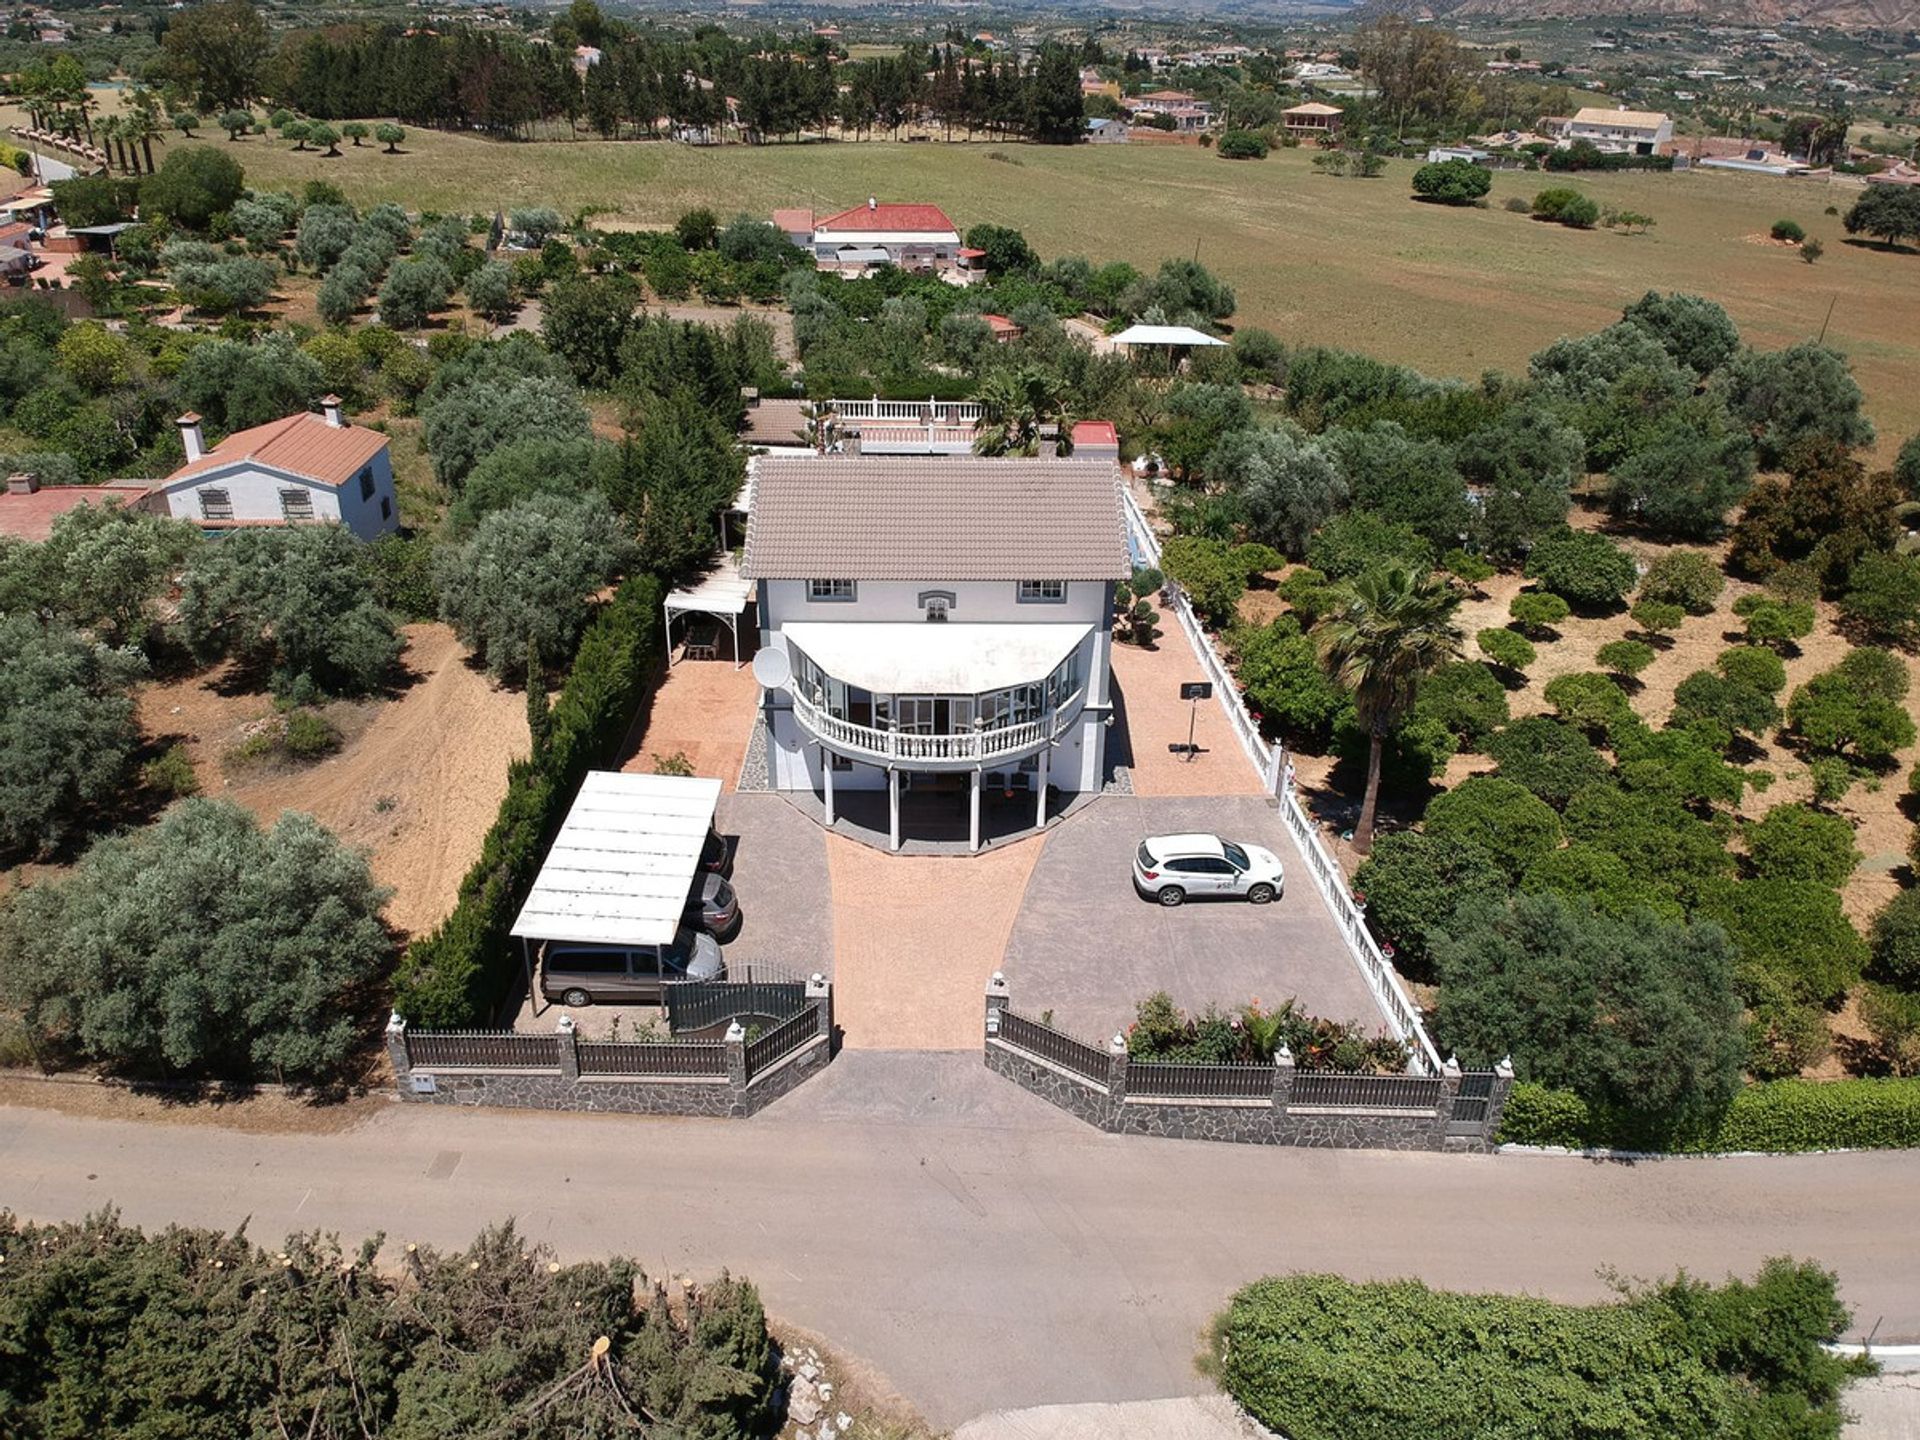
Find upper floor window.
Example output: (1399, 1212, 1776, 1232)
(808, 579, 856, 602)
(925, 597, 949, 623)
(1017, 580, 1065, 603)
(280, 487, 315, 521)
(198, 487, 232, 521)
(358, 467, 375, 501)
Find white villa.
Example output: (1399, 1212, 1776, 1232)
(1563, 106, 1672, 156)
(157, 397, 398, 539)
(785, 198, 965, 277)
(743, 456, 1130, 852)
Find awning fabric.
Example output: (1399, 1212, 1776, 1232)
(1111, 323, 1227, 347)
(779, 621, 1089, 695)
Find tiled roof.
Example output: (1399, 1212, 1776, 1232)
(982, 314, 1021, 334)
(1284, 101, 1343, 116)
(1071, 420, 1119, 447)
(814, 203, 958, 234)
(1571, 106, 1669, 130)
(743, 457, 1129, 582)
(166, 411, 389, 489)
(771, 207, 814, 233)
(0, 485, 126, 542)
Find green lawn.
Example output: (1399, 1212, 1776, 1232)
(66, 121, 1920, 445)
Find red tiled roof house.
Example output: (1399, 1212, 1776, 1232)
(156, 397, 398, 539)
(805, 198, 963, 276)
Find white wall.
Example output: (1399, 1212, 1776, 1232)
(161, 452, 397, 541)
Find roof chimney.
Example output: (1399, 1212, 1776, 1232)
(7, 471, 37, 495)
(320, 394, 344, 428)
(867, 195, 877, 210)
(175, 412, 205, 463)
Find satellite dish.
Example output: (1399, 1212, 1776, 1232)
(751, 647, 792, 690)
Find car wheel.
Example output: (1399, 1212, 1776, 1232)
(1156, 885, 1186, 907)
(561, 988, 592, 1008)
(1247, 883, 1275, 905)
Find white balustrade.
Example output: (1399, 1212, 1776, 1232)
(790, 687, 1080, 766)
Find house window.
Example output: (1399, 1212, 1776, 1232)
(925, 598, 948, 622)
(830, 754, 854, 772)
(919, 590, 955, 622)
(380, 497, 392, 521)
(1017, 580, 1065, 603)
(280, 487, 315, 521)
(358, 467, 375, 501)
(197, 487, 232, 521)
(808, 579, 856, 602)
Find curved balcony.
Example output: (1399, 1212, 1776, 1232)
(790, 685, 1084, 770)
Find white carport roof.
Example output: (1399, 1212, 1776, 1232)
(780, 621, 1089, 695)
(1111, 324, 1227, 347)
(510, 772, 722, 948)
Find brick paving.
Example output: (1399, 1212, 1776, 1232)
(1108, 637, 1263, 798)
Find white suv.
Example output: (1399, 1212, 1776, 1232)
(1133, 833, 1285, 907)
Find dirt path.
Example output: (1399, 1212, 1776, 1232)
(137, 624, 526, 940)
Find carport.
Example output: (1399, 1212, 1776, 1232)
(663, 553, 752, 668)
(510, 772, 723, 981)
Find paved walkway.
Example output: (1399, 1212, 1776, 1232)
(1110, 638, 1263, 797)
(619, 652, 760, 791)
(1, 1082, 1914, 1430)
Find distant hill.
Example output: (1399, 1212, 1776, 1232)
(1362, 0, 1920, 30)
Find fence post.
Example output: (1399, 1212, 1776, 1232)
(1106, 1032, 1129, 1101)
(725, 1020, 749, 1101)
(1437, 1052, 1462, 1136)
(556, 1014, 580, 1082)
(1270, 1044, 1296, 1114)
(385, 1012, 410, 1085)
(807, 972, 834, 1045)
(1483, 1055, 1516, 1144)
(983, 970, 1010, 1041)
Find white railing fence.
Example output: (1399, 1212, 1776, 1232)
(790, 686, 1082, 765)
(1119, 482, 1443, 1076)
(830, 398, 984, 423)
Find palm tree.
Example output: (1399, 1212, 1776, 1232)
(972, 368, 1062, 457)
(1313, 565, 1463, 854)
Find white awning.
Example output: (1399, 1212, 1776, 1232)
(664, 553, 752, 617)
(510, 772, 721, 948)
(779, 621, 1089, 695)
(1111, 324, 1227, 347)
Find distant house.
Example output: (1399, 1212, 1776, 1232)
(1282, 102, 1344, 139)
(807, 199, 963, 277)
(1085, 117, 1130, 144)
(1563, 106, 1672, 156)
(1132, 89, 1213, 130)
(573, 45, 602, 73)
(1425, 145, 1489, 164)
(156, 398, 398, 539)
(772, 208, 814, 249)
(982, 314, 1022, 344)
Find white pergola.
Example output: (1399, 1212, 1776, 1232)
(664, 552, 752, 669)
(1110, 323, 1229, 350)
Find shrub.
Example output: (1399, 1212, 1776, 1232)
(1523, 528, 1637, 608)
(1744, 803, 1861, 886)
(1503, 195, 1530, 213)
(1787, 659, 1917, 762)
(1532, 187, 1600, 227)
(1475, 626, 1536, 673)
(1861, 984, 1920, 1075)
(1412, 661, 1509, 750)
(1233, 615, 1347, 742)
(1441, 548, 1494, 584)
(1869, 888, 1920, 990)
(1839, 550, 1920, 646)
(1701, 878, 1867, 1009)
(1733, 593, 1816, 649)
(281, 707, 342, 760)
(1216, 129, 1269, 159)
(1746, 983, 1833, 1082)
(1498, 1076, 1920, 1152)
(1351, 831, 1508, 973)
(1302, 510, 1432, 580)
(1671, 668, 1781, 741)
(139, 743, 200, 799)
(1519, 843, 1674, 919)
(1638, 551, 1724, 614)
(1126, 992, 1404, 1071)
(1629, 598, 1686, 639)
(1771, 218, 1806, 243)
(140, 146, 246, 230)
(1485, 715, 1610, 806)
(1411, 158, 1492, 205)
(0, 800, 390, 1080)
(1595, 639, 1654, 678)
(1423, 776, 1561, 879)
(1542, 672, 1635, 741)
(1507, 591, 1568, 637)
(1161, 535, 1250, 627)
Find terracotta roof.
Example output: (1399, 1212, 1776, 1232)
(0, 485, 125, 542)
(1284, 101, 1344, 116)
(166, 411, 389, 490)
(1071, 420, 1119, 447)
(813, 203, 958, 235)
(982, 314, 1022, 334)
(771, 207, 814, 233)
(1570, 106, 1669, 131)
(743, 457, 1129, 582)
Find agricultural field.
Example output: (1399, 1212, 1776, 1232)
(140, 126, 1920, 447)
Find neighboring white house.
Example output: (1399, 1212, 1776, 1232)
(1563, 106, 1672, 156)
(743, 456, 1129, 852)
(805, 199, 963, 275)
(156, 397, 398, 539)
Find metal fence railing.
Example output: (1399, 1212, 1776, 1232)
(745, 1007, 821, 1077)
(1449, 1070, 1495, 1134)
(1127, 1062, 1273, 1101)
(1291, 1071, 1445, 1112)
(575, 1041, 727, 1078)
(997, 1010, 1111, 1086)
(406, 1032, 560, 1070)
(664, 964, 808, 1034)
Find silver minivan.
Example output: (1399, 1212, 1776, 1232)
(541, 927, 724, 1007)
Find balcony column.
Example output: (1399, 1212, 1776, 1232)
(1035, 746, 1049, 829)
(821, 744, 836, 826)
(969, 767, 982, 853)
(888, 766, 901, 852)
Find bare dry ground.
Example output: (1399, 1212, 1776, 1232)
(136, 623, 526, 940)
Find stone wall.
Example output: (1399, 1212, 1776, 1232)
(389, 977, 834, 1119)
(984, 975, 1511, 1154)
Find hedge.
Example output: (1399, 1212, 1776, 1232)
(1497, 1077, 1920, 1153)
(390, 572, 666, 1026)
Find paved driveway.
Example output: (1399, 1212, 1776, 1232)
(1000, 795, 1378, 1043)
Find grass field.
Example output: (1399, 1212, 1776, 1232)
(26, 119, 1920, 444)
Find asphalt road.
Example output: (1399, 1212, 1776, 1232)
(2, 1054, 1914, 1431)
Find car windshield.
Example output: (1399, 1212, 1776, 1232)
(1222, 842, 1250, 871)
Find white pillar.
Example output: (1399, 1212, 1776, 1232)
(888, 767, 901, 852)
(1035, 747, 1049, 829)
(822, 746, 836, 826)
(969, 768, 982, 852)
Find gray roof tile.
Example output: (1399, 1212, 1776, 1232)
(742, 457, 1131, 581)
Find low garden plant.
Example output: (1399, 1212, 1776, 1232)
(1125, 992, 1406, 1072)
